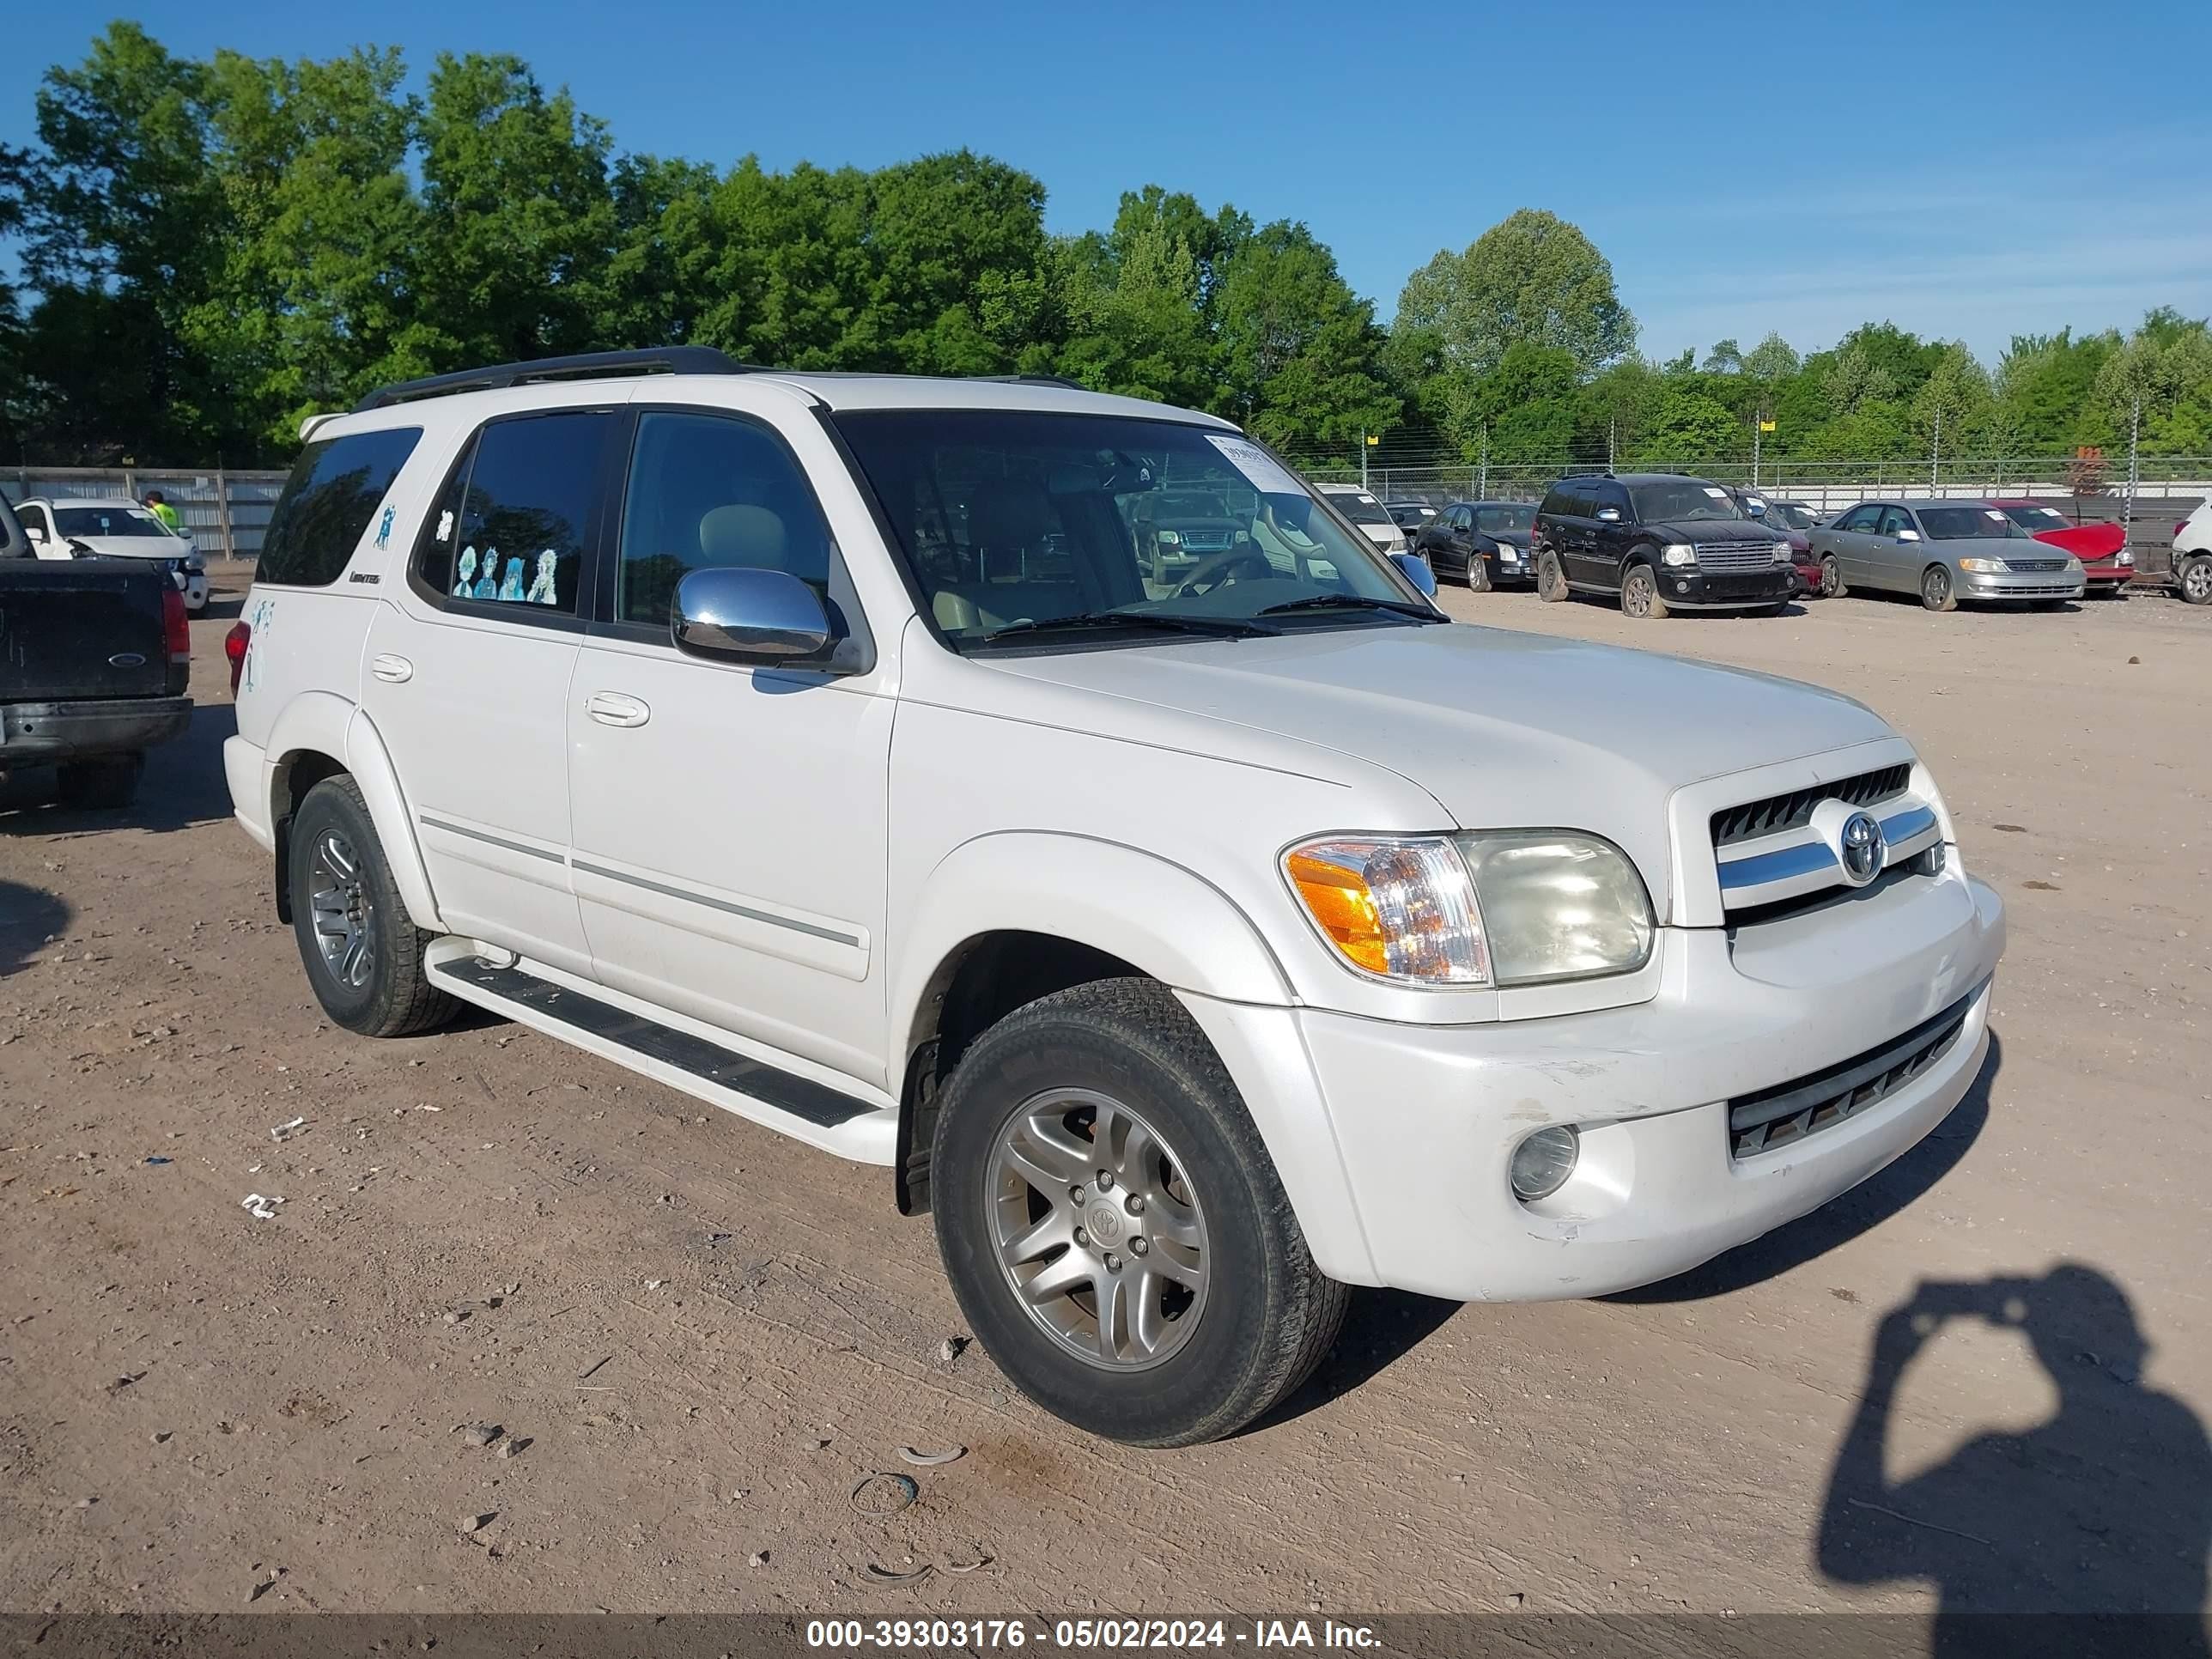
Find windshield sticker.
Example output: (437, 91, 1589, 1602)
(453, 547, 478, 598)
(1702, 487, 1729, 499)
(1206, 434, 1308, 498)
(1984, 509, 2008, 520)
(526, 550, 559, 605)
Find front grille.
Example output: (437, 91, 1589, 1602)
(1693, 541, 1779, 571)
(2008, 558, 2068, 572)
(1709, 763, 1911, 848)
(1178, 532, 1233, 553)
(1727, 988, 1978, 1160)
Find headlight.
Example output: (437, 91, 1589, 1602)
(1957, 557, 2008, 573)
(1157, 530, 1181, 546)
(1772, 542, 1793, 562)
(1661, 542, 1696, 567)
(1282, 831, 1654, 988)
(2118, 549, 2133, 566)
(185, 556, 205, 574)
(1385, 532, 1408, 552)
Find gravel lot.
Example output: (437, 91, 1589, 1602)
(2, 573, 2207, 1620)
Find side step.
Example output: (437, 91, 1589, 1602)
(424, 945, 896, 1164)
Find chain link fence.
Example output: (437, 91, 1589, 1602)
(3, 465, 291, 559)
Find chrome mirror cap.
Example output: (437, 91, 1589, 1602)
(672, 567, 832, 665)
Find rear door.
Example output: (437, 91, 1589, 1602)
(362, 404, 619, 977)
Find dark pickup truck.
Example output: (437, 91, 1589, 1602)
(1, 493, 193, 809)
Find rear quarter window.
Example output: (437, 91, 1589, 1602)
(258, 426, 424, 586)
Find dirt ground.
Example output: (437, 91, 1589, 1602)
(2, 570, 2207, 1621)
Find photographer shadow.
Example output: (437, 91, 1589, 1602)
(1819, 1264, 2211, 1652)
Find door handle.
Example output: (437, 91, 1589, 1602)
(370, 653, 413, 684)
(586, 691, 651, 728)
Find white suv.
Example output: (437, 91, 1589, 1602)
(223, 349, 2004, 1446)
(2173, 500, 2211, 604)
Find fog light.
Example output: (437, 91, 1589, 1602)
(1674, 579, 1691, 593)
(1510, 1125, 1580, 1201)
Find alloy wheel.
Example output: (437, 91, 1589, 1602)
(1623, 568, 1655, 618)
(988, 1088, 1209, 1370)
(308, 830, 374, 989)
(2185, 561, 2212, 604)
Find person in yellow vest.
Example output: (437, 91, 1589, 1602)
(143, 490, 181, 533)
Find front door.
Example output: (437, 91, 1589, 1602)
(1872, 506, 1920, 592)
(566, 405, 895, 1089)
(362, 404, 620, 976)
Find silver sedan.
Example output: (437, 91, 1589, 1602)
(1809, 500, 2085, 611)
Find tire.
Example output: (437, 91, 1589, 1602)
(931, 979, 1346, 1447)
(288, 775, 457, 1038)
(2179, 557, 2212, 606)
(1920, 565, 1958, 613)
(1820, 554, 1845, 599)
(1467, 556, 1492, 593)
(55, 755, 142, 810)
(1620, 562, 1668, 620)
(1534, 550, 1570, 603)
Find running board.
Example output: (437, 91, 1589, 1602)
(424, 944, 896, 1165)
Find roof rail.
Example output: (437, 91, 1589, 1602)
(973, 374, 1085, 391)
(353, 347, 751, 412)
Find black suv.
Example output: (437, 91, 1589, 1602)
(1531, 473, 1795, 618)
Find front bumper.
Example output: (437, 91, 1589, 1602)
(1273, 866, 2003, 1301)
(1488, 544, 1534, 583)
(1658, 566, 1795, 608)
(0, 696, 192, 763)
(1960, 570, 2085, 600)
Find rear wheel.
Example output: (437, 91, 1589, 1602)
(1921, 565, 1958, 613)
(931, 980, 1346, 1447)
(2179, 557, 2212, 605)
(1620, 563, 1668, 620)
(288, 776, 457, 1038)
(1534, 550, 1570, 603)
(55, 755, 142, 810)
(1820, 554, 1845, 599)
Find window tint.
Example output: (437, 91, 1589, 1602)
(1837, 505, 1881, 532)
(258, 426, 422, 586)
(617, 410, 836, 626)
(1595, 483, 1632, 518)
(416, 412, 611, 616)
(1876, 507, 1914, 537)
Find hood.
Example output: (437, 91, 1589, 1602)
(1934, 536, 2076, 561)
(985, 623, 1893, 910)
(66, 537, 189, 562)
(1649, 519, 1778, 543)
(2029, 522, 2125, 559)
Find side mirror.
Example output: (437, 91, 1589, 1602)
(1595, 507, 1622, 523)
(1389, 550, 1439, 599)
(1896, 527, 1922, 543)
(672, 567, 833, 666)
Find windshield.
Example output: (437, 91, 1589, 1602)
(1770, 503, 1820, 531)
(832, 411, 1427, 648)
(1473, 504, 1534, 536)
(1628, 480, 1742, 523)
(1920, 507, 2027, 540)
(53, 505, 173, 538)
(2000, 505, 2068, 527)
(1322, 489, 1393, 527)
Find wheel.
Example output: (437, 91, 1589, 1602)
(1534, 550, 1570, 603)
(1920, 565, 1957, 612)
(55, 755, 142, 809)
(1620, 563, 1668, 619)
(930, 979, 1346, 1447)
(1820, 554, 1845, 599)
(2179, 557, 2212, 606)
(288, 776, 458, 1038)
(1466, 556, 1492, 593)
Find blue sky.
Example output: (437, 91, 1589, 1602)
(7, 1, 2208, 366)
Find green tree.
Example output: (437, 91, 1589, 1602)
(1211, 220, 1396, 447)
(1395, 209, 1635, 380)
(1911, 343, 1995, 466)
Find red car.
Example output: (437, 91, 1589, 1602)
(1987, 501, 2134, 597)
(1729, 489, 1824, 596)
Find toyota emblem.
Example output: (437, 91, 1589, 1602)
(1838, 811, 1885, 885)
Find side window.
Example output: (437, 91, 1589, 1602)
(1451, 507, 1472, 532)
(615, 410, 836, 627)
(254, 425, 424, 587)
(1595, 483, 1632, 520)
(1876, 507, 1912, 538)
(415, 410, 613, 617)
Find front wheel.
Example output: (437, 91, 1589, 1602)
(1620, 563, 1669, 619)
(1534, 550, 1570, 603)
(1466, 555, 1492, 593)
(2179, 557, 2212, 606)
(289, 776, 458, 1038)
(931, 980, 1346, 1447)
(1921, 565, 1958, 612)
(1820, 554, 1845, 599)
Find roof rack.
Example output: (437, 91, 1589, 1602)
(972, 374, 1085, 391)
(353, 347, 751, 412)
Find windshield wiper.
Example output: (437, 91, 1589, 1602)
(1255, 593, 1444, 623)
(972, 610, 1275, 646)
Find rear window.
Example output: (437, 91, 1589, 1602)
(258, 426, 423, 586)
